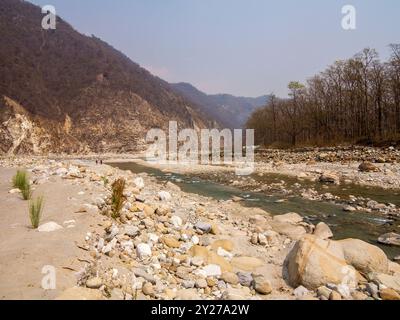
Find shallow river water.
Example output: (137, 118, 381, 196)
(109, 162, 400, 259)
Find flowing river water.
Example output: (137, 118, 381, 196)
(109, 161, 400, 259)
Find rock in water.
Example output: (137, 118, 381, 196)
(38, 222, 63, 232)
(273, 212, 303, 224)
(313, 222, 333, 239)
(378, 233, 400, 246)
(319, 172, 340, 184)
(358, 162, 379, 172)
(338, 238, 388, 274)
(285, 235, 356, 290)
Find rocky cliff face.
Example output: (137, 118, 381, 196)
(0, 0, 210, 154)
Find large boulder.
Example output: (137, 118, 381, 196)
(338, 239, 389, 274)
(285, 235, 357, 290)
(270, 221, 307, 240)
(273, 212, 303, 224)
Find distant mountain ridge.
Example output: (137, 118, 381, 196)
(0, 0, 212, 154)
(171, 82, 269, 129)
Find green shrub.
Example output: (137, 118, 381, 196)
(111, 178, 126, 219)
(21, 182, 32, 200)
(29, 196, 44, 229)
(12, 170, 28, 189)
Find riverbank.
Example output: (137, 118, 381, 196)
(0, 156, 399, 300)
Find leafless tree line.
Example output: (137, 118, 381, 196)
(247, 45, 400, 147)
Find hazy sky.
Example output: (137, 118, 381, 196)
(29, 0, 399, 97)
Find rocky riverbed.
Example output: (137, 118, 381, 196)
(0, 156, 400, 300)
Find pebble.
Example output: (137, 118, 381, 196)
(221, 272, 239, 285)
(237, 272, 253, 287)
(38, 222, 63, 232)
(142, 282, 154, 296)
(202, 264, 222, 277)
(86, 277, 102, 289)
(252, 275, 272, 295)
(195, 221, 212, 233)
(195, 279, 208, 289)
(136, 243, 152, 259)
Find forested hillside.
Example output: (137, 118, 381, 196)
(247, 46, 400, 147)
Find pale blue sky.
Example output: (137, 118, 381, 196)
(29, 0, 400, 97)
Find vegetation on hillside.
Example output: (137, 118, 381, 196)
(247, 45, 400, 147)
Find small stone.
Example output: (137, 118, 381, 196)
(221, 272, 239, 285)
(195, 279, 208, 289)
(170, 216, 183, 228)
(162, 236, 180, 248)
(136, 243, 152, 259)
(142, 282, 154, 296)
(133, 177, 145, 189)
(210, 223, 220, 235)
(252, 275, 272, 295)
(38, 222, 63, 232)
(329, 291, 342, 300)
(86, 277, 102, 289)
(202, 264, 222, 277)
(237, 272, 253, 287)
(317, 286, 332, 299)
(124, 225, 140, 237)
(158, 191, 171, 201)
(182, 280, 195, 289)
(378, 233, 400, 246)
(366, 282, 379, 297)
(293, 285, 310, 298)
(343, 205, 356, 212)
(251, 233, 258, 245)
(195, 221, 212, 233)
(379, 288, 400, 300)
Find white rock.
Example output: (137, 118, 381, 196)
(217, 247, 233, 259)
(202, 264, 222, 277)
(158, 191, 172, 201)
(191, 235, 200, 245)
(137, 243, 152, 259)
(38, 222, 63, 232)
(133, 177, 145, 190)
(9, 188, 21, 194)
(170, 216, 183, 228)
(293, 285, 310, 298)
(148, 233, 159, 243)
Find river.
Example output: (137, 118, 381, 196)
(108, 161, 400, 259)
